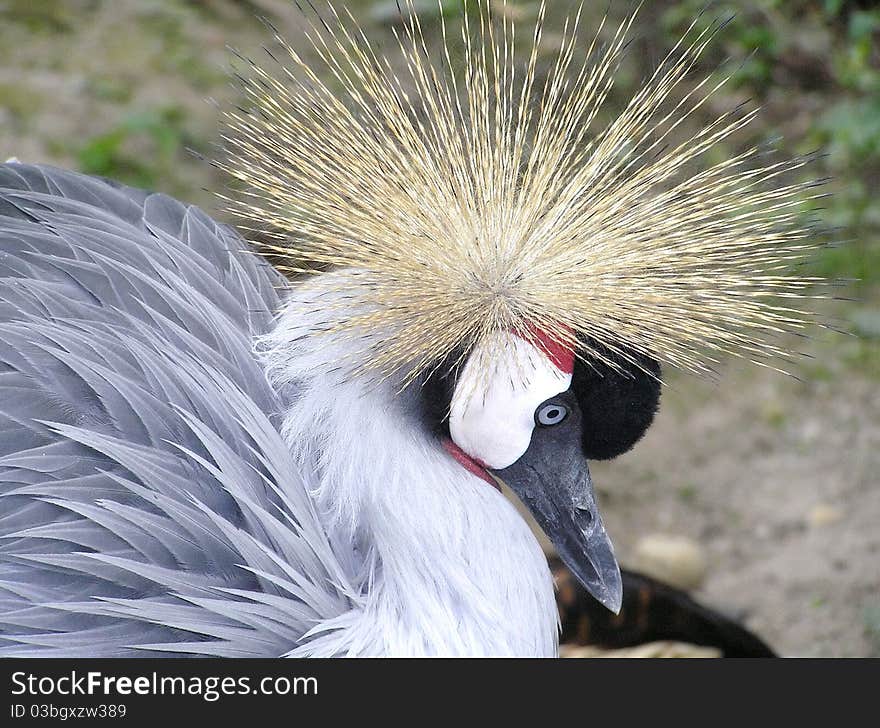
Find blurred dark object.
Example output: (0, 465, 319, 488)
(552, 556, 777, 657)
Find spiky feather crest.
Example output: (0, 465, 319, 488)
(218, 0, 824, 383)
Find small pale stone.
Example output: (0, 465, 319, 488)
(807, 504, 843, 528)
(632, 534, 708, 591)
(561, 641, 721, 658)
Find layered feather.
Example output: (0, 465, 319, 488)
(0, 163, 355, 656)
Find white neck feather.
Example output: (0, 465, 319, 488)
(257, 273, 559, 656)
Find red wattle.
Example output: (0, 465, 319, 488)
(441, 438, 500, 492)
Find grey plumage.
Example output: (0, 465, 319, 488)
(0, 163, 353, 656)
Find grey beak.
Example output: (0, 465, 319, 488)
(495, 451, 622, 613)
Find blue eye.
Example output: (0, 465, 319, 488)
(536, 403, 567, 426)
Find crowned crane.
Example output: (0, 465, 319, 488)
(0, 2, 820, 657)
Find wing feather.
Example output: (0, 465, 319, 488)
(0, 163, 354, 656)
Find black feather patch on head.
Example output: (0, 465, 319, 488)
(418, 352, 460, 437)
(572, 342, 661, 461)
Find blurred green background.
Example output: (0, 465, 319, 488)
(1, 0, 877, 655)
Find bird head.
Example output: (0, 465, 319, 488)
(222, 1, 825, 613)
(424, 328, 659, 613)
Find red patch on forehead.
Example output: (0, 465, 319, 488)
(520, 324, 575, 374)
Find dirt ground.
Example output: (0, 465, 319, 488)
(515, 330, 880, 657)
(595, 355, 880, 657)
(1, 0, 877, 656)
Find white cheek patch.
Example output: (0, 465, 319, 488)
(449, 332, 573, 470)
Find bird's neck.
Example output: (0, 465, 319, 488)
(258, 281, 558, 656)
(281, 376, 558, 656)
